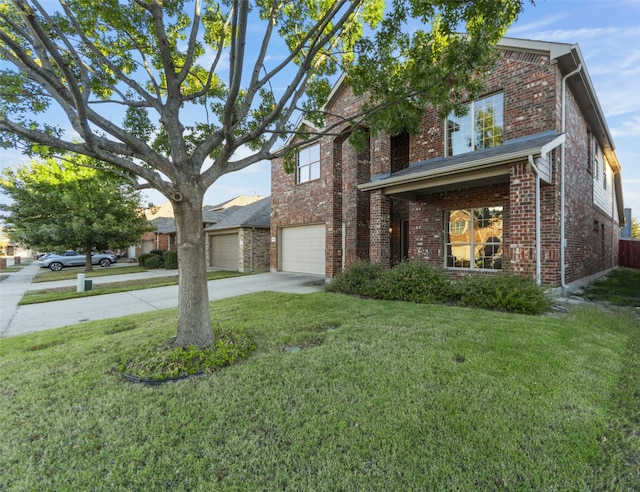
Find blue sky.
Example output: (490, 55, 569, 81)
(1, 0, 638, 218)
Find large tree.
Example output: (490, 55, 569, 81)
(0, 0, 528, 347)
(0, 157, 152, 270)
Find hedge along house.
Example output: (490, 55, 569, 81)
(204, 196, 271, 272)
(270, 38, 625, 291)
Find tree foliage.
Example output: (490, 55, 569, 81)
(0, 158, 152, 270)
(0, 0, 529, 347)
(631, 217, 640, 239)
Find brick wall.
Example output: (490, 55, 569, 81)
(410, 182, 510, 278)
(271, 45, 619, 287)
(239, 228, 270, 273)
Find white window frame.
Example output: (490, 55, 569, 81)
(296, 143, 320, 184)
(446, 93, 504, 157)
(445, 207, 503, 271)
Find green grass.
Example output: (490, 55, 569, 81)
(32, 264, 148, 282)
(583, 268, 640, 306)
(1, 286, 639, 490)
(20, 270, 246, 305)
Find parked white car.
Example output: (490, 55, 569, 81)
(40, 251, 117, 271)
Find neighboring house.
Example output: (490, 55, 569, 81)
(204, 196, 271, 272)
(135, 195, 269, 272)
(270, 37, 625, 291)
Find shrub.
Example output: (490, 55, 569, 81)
(329, 261, 550, 314)
(138, 253, 154, 267)
(164, 250, 178, 269)
(326, 260, 386, 298)
(150, 249, 165, 256)
(144, 255, 163, 269)
(454, 273, 551, 314)
(373, 260, 453, 303)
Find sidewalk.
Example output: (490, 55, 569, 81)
(0, 262, 325, 338)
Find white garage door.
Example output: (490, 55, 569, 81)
(210, 233, 239, 270)
(281, 224, 325, 275)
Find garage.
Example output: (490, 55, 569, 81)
(209, 233, 239, 270)
(281, 224, 326, 275)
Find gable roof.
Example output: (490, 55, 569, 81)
(144, 195, 267, 234)
(202, 195, 265, 223)
(204, 196, 271, 231)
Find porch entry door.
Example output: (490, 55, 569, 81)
(401, 220, 410, 261)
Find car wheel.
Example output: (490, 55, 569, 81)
(49, 262, 63, 271)
(99, 258, 111, 267)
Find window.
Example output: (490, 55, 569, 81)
(446, 93, 504, 156)
(593, 140, 601, 179)
(446, 207, 503, 270)
(297, 144, 320, 184)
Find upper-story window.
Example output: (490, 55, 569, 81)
(297, 143, 320, 184)
(446, 93, 504, 156)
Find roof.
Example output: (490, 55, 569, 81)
(359, 132, 564, 200)
(145, 195, 267, 234)
(202, 195, 265, 223)
(204, 196, 271, 232)
(150, 217, 176, 234)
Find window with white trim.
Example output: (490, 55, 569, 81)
(297, 144, 320, 184)
(446, 93, 504, 156)
(445, 207, 503, 270)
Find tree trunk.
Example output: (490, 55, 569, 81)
(171, 188, 214, 348)
(84, 244, 94, 272)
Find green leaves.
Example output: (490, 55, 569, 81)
(0, 156, 151, 252)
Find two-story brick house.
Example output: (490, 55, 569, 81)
(270, 37, 625, 291)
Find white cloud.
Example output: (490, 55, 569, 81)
(611, 116, 640, 138)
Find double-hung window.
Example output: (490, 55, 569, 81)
(446, 207, 503, 270)
(446, 93, 504, 156)
(297, 144, 320, 184)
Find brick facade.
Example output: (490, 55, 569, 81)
(270, 39, 622, 289)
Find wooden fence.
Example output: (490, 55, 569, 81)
(619, 239, 640, 269)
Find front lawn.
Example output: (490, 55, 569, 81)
(0, 290, 638, 490)
(21, 270, 246, 305)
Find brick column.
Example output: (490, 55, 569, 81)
(369, 189, 391, 265)
(509, 162, 537, 277)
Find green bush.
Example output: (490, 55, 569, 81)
(144, 255, 163, 269)
(326, 260, 386, 298)
(163, 250, 178, 269)
(454, 273, 551, 314)
(150, 249, 165, 256)
(329, 260, 549, 314)
(373, 260, 454, 303)
(138, 253, 154, 267)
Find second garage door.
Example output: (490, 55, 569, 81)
(281, 224, 325, 275)
(209, 233, 239, 270)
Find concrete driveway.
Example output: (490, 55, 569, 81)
(0, 261, 325, 338)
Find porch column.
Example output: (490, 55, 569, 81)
(509, 162, 537, 277)
(369, 189, 391, 265)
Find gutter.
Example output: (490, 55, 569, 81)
(561, 62, 583, 293)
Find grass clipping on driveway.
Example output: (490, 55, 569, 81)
(1, 291, 639, 490)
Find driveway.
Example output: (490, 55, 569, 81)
(0, 262, 325, 338)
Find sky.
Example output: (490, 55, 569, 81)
(0, 0, 638, 217)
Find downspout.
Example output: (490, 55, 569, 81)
(560, 62, 582, 293)
(528, 155, 541, 284)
